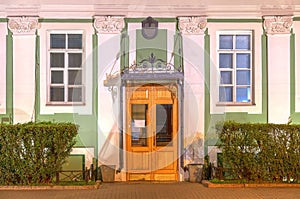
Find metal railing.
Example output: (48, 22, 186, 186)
(56, 164, 96, 184)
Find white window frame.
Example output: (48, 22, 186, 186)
(47, 30, 85, 105)
(217, 30, 253, 105)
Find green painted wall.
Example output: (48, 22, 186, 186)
(34, 21, 98, 150)
(204, 29, 211, 155)
(204, 21, 268, 150)
(173, 31, 183, 71)
(289, 32, 300, 123)
(3, 16, 297, 160)
(120, 30, 129, 71)
(136, 29, 167, 64)
(0, 29, 13, 123)
(123, 18, 182, 72)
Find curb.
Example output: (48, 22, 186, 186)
(0, 181, 101, 190)
(202, 180, 300, 188)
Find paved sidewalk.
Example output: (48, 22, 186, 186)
(1, 182, 300, 199)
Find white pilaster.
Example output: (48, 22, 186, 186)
(264, 16, 292, 124)
(94, 16, 124, 178)
(8, 16, 39, 123)
(178, 16, 206, 164)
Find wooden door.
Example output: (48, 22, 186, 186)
(126, 84, 178, 181)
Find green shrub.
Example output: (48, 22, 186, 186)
(0, 122, 78, 185)
(216, 121, 300, 183)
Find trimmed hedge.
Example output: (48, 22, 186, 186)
(216, 121, 300, 183)
(0, 122, 78, 185)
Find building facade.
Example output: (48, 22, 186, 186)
(0, 1, 300, 181)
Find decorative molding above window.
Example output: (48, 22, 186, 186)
(178, 16, 207, 35)
(263, 16, 293, 35)
(8, 16, 39, 35)
(93, 16, 124, 34)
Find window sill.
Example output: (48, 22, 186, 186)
(216, 102, 256, 106)
(46, 102, 86, 106)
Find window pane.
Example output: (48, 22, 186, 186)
(219, 87, 233, 102)
(219, 53, 233, 68)
(131, 104, 148, 146)
(68, 70, 82, 85)
(51, 71, 63, 84)
(50, 53, 64, 68)
(236, 53, 250, 68)
(50, 87, 64, 102)
(156, 104, 172, 146)
(50, 34, 66, 49)
(236, 35, 250, 50)
(237, 70, 250, 85)
(219, 35, 233, 49)
(68, 34, 82, 49)
(236, 87, 251, 102)
(220, 71, 232, 84)
(68, 87, 82, 102)
(69, 53, 82, 68)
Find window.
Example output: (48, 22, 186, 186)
(217, 31, 253, 104)
(48, 31, 84, 104)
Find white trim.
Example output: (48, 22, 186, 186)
(294, 21, 300, 113)
(38, 23, 94, 115)
(208, 22, 263, 114)
(216, 30, 253, 104)
(0, 23, 6, 114)
(46, 30, 85, 105)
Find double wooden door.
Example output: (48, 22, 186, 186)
(126, 84, 178, 181)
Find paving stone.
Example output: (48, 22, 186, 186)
(1, 182, 300, 199)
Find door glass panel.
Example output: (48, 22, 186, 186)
(156, 104, 172, 146)
(131, 104, 148, 146)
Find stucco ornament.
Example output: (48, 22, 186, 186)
(178, 16, 207, 35)
(94, 16, 124, 34)
(263, 16, 293, 35)
(8, 16, 39, 35)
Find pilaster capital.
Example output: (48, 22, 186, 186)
(8, 16, 39, 35)
(178, 16, 207, 35)
(263, 16, 293, 35)
(93, 16, 124, 34)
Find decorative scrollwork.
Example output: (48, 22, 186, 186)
(108, 86, 118, 102)
(129, 53, 178, 73)
(168, 84, 178, 101)
(263, 16, 293, 35)
(94, 16, 124, 34)
(178, 16, 207, 35)
(8, 16, 39, 35)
